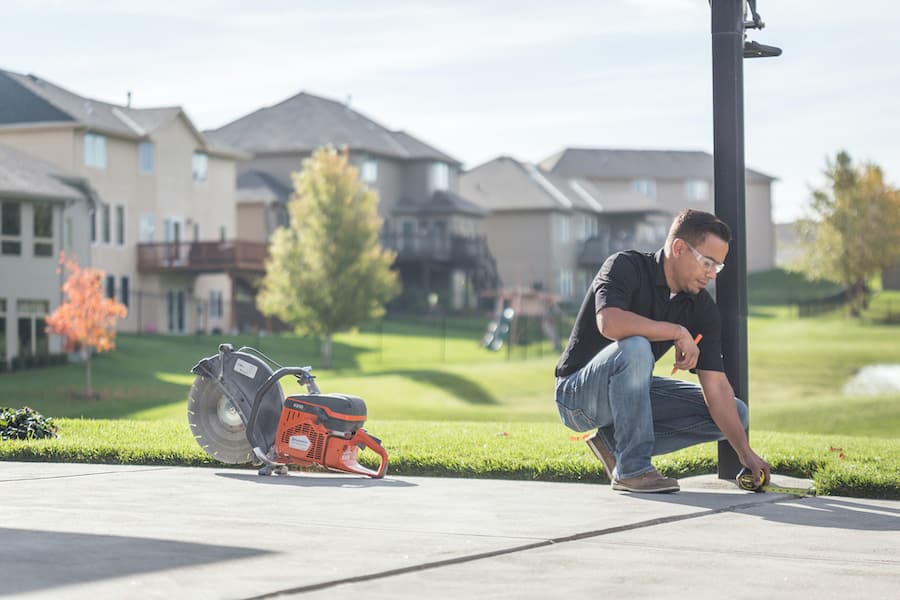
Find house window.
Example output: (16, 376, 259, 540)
(686, 179, 710, 202)
(101, 204, 111, 244)
(1, 201, 22, 256)
(632, 179, 656, 199)
(16, 299, 49, 356)
(115, 205, 125, 246)
(33, 203, 54, 257)
(192, 152, 208, 183)
(139, 214, 155, 242)
(209, 290, 224, 319)
(120, 276, 129, 308)
(138, 141, 154, 174)
(167, 289, 185, 333)
(84, 133, 107, 168)
(429, 162, 449, 192)
(361, 159, 378, 183)
(106, 275, 115, 299)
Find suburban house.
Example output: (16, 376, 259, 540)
(460, 150, 776, 303)
(0, 143, 95, 367)
(205, 92, 499, 311)
(0, 68, 254, 337)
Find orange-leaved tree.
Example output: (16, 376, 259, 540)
(45, 253, 128, 398)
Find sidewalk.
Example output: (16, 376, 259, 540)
(1, 461, 898, 599)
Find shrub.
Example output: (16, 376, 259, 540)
(0, 406, 59, 441)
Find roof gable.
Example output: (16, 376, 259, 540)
(0, 71, 75, 126)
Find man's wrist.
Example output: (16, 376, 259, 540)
(672, 324, 688, 341)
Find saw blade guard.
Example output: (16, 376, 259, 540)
(189, 345, 285, 462)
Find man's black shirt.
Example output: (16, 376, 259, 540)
(555, 249, 725, 378)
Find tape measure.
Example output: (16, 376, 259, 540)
(736, 467, 814, 496)
(736, 467, 764, 491)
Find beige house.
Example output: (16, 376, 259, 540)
(0, 143, 95, 366)
(460, 150, 776, 303)
(0, 68, 252, 335)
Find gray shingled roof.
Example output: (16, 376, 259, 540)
(540, 148, 776, 183)
(236, 170, 293, 203)
(206, 91, 460, 164)
(0, 143, 88, 202)
(394, 190, 488, 217)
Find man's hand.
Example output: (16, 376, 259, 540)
(672, 327, 700, 372)
(739, 449, 771, 487)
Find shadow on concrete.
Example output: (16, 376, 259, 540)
(635, 492, 900, 532)
(0, 527, 270, 596)
(215, 472, 418, 488)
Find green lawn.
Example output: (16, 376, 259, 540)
(2, 271, 899, 498)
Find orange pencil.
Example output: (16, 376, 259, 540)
(671, 333, 703, 375)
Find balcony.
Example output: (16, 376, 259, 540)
(137, 240, 268, 273)
(381, 233, 489, 266)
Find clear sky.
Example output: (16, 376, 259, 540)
(3, 1, 897, 223)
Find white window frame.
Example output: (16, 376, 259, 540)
(16, 299, 50, 356)
(632, 178, 657, 199)
(209, 290, 224, 319)
(429, 162, 450, 192)
(1, 201, 22, 256)
(84, 133, 107, 169)
(115, 205, 126, 246)
(120, 275, 130, 308)
(192, 151, 209, 183)
(361, 158, 378, 184)
(32, 203, 54, 258)
(686, 179, 710, 202)
(101, 204, 111, 245)
(138, 141, 154, 175)
(139, 214, 155, 243)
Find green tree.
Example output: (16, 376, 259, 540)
(799, 150, 900, 316)
(257, 146, 399, 367)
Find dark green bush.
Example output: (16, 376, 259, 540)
(0, 406, 59, 441)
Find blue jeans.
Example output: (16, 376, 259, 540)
(555, 336, 749, 479)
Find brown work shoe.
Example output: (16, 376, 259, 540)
(612, 468, 680, 493)
(585, 432, 616, 476)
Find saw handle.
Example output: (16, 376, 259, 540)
(356, 429, 389, 479)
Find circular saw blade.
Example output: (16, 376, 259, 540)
(188, 375, 253, 464)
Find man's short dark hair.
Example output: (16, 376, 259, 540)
(665, 209, 732, 251)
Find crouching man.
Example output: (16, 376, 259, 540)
(555, 209, 770, 493)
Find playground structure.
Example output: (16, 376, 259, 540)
(481, 288, 563, 352)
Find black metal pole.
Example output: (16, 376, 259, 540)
(712, 0, 748, 479)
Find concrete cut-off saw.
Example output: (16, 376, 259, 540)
(188, 344, 388, 478)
